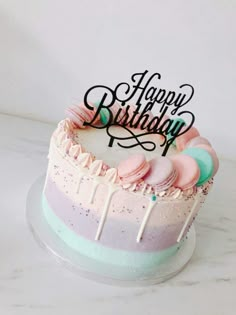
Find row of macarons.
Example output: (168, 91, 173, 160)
(117, 141, 218, 191)
(116, 107, 219, 189)
(64, 103, 219, 189)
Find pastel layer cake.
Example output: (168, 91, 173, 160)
(42, 105, 217, 278)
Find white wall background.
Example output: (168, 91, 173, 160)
(0, 0, 235, 158)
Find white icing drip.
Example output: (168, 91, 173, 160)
(89, 181, 100, 204)
(136, 198, 157, 243)
(95, 186, 118, 241)
(177, 196, 199, 243)
(76, 173, 84, 194)
(141, 183, 147, 195)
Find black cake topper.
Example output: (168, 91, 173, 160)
(83, 70, 195, 156)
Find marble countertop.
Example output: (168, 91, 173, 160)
(0, 113, 235, 315)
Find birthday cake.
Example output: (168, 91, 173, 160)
(42, 72, 219, 279)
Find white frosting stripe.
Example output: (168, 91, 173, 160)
(177, 196, 199, 243)
(136, 199, 157, 243)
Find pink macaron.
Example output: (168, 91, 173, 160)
(110, 102, 124, 120)
(186, 136, 211, 148)
(153, 114, 170, 141)
(65, 103, 100, 128)
(171, 154, 200, 190)
(194, 144, 219, 176)
(176, 126, 200, 151)
(117, 154, 150, 184)
(65, 105, 84, 128)
(143, 156, 177, 191)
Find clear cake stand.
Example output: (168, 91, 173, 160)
(26, 176, 196, 286)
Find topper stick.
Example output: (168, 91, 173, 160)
(177, 196, 199, 243)
(108, 136, 115, 147)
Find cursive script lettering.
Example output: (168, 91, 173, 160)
(83, 70, 195, 156)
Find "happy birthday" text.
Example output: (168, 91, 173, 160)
(83, 70, 195, 156)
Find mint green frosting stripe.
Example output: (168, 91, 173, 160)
(42, 195, 180, 269)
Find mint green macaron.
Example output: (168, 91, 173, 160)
(182, 147, 214, 186)
(167, 117, 186, 146)
(94, 101, 111, 125)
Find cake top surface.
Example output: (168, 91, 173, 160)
(73, 126, 177, 167)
